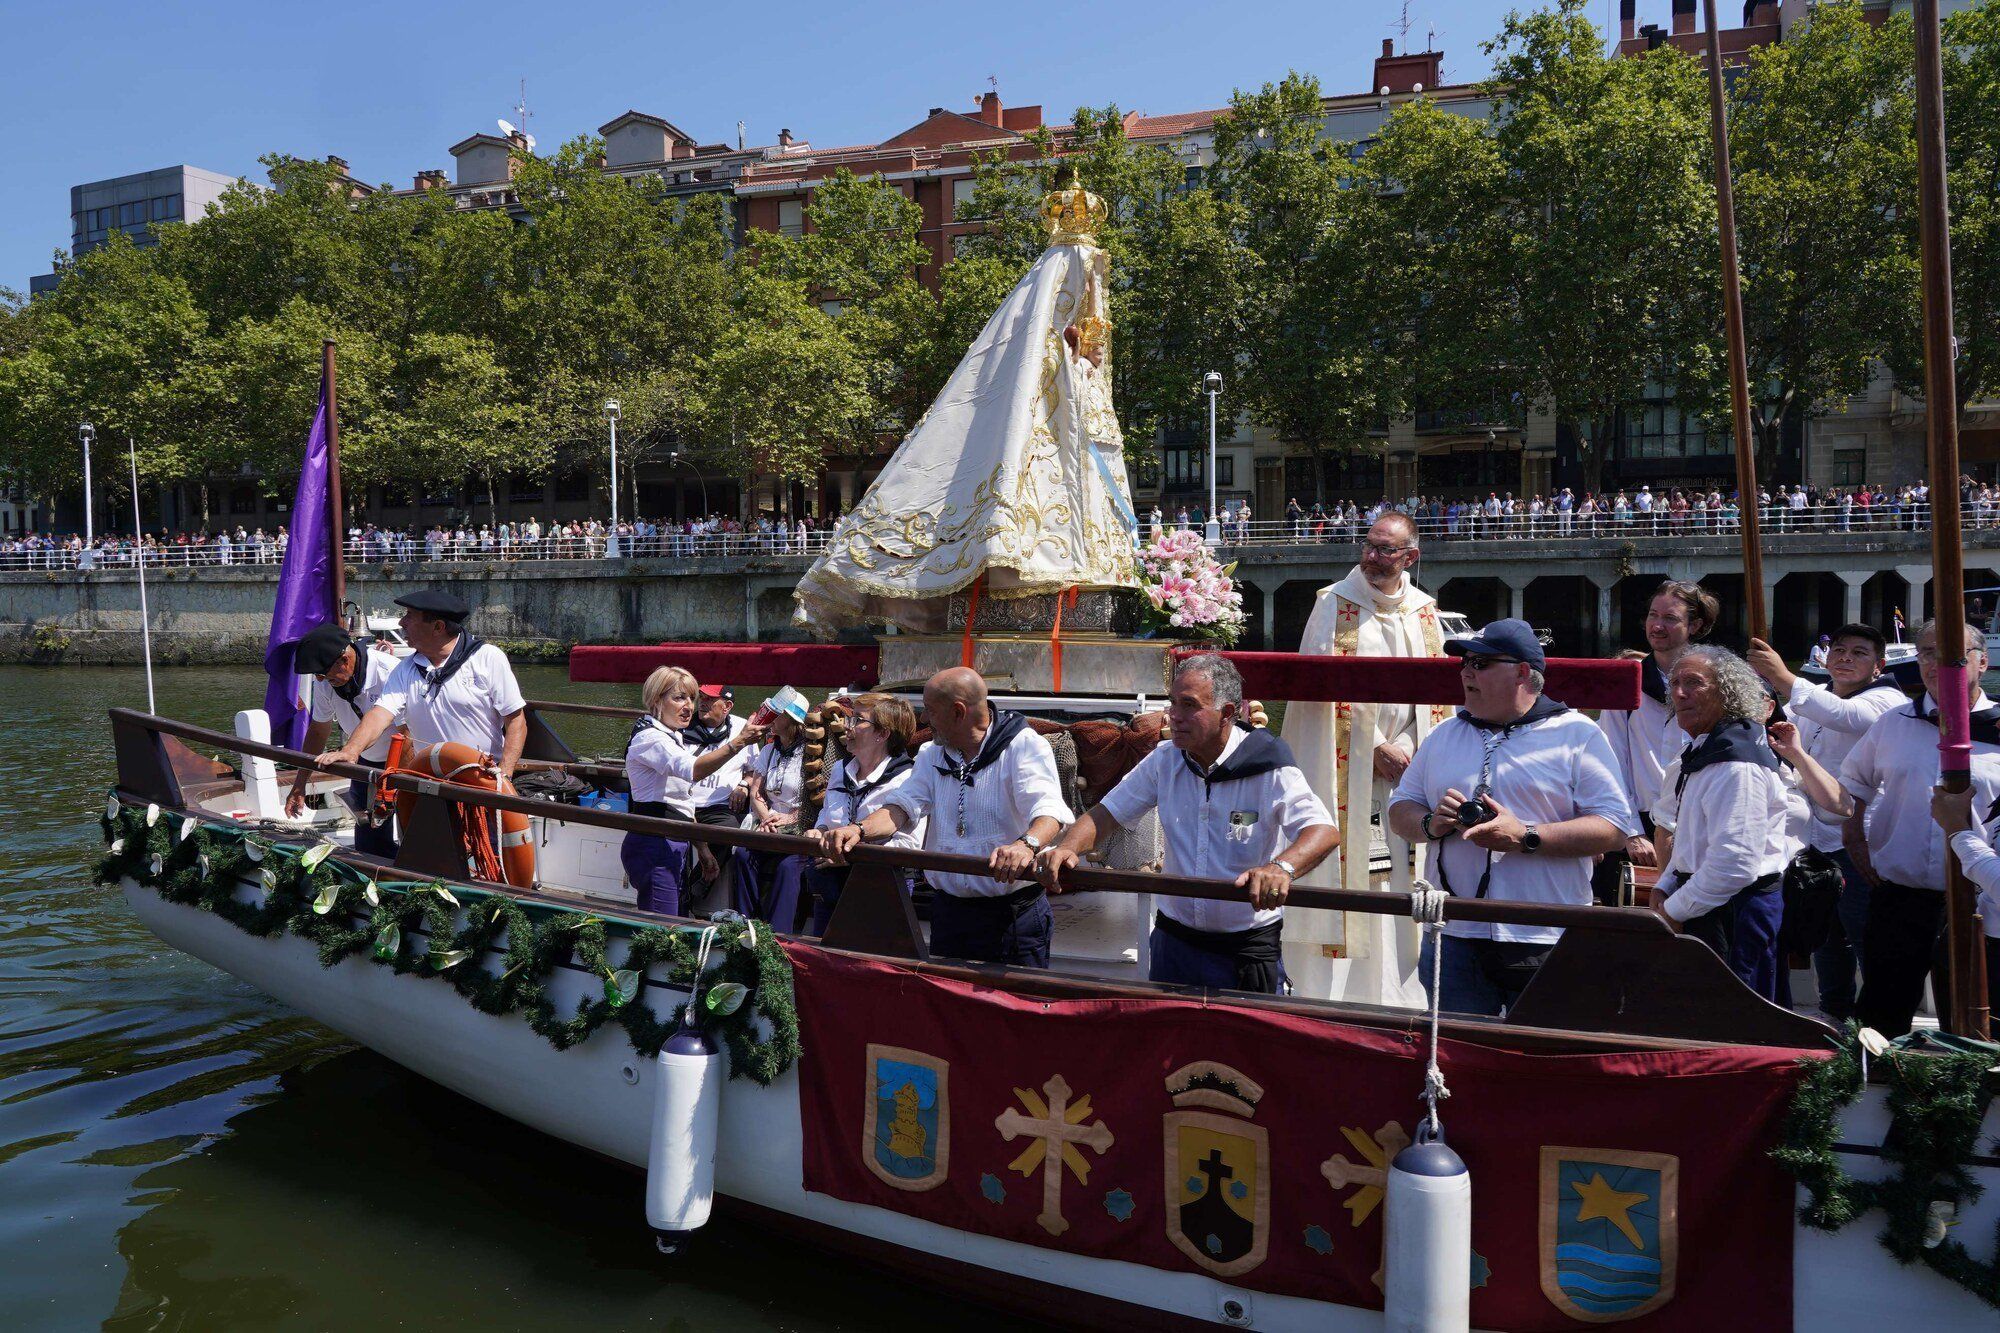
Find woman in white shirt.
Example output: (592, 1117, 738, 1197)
(624, 667, 764, 915)
(801, 694, 922, 934)
(730, 711, 810, 927)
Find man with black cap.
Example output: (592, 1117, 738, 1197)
(320, 590, 526, 778)
(284, 621, 400, 856)
(1386, 618, 1638, 1015)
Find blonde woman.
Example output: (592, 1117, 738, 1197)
(625, 667, 764, 915)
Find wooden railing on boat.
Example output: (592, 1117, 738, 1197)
(108, 705, 1832, 1052)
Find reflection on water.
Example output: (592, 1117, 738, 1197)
(0, 665, 1018, 1332)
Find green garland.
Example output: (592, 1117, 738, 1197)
(95, 797, 798, 1084)
(1773, 1025, 2000, 1309)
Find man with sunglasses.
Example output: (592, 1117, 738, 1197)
(1282, 511, 1448, 1008)
(283, 621, 400, 856)
(1386, 619, 1637, 1016)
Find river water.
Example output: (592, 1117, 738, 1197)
(0, 664, 1016, 1332)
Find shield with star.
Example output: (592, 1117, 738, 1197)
(1538, 1147, 1679, 1323)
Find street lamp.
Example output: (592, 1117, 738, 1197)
(1201, 371, 1224, 545)
(669, 450, 710, 517)
(604, 399, 621, 558)
(78, 423, 96, 569)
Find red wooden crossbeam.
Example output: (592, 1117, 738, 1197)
(568, 642, 1641, 711)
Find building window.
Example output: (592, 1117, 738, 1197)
(1162, 446, 1204, 490)
(1216, 455, 1234, 488)
(508, 475, 544, 503)
(554, 472, 589, 502)
(951, 177, 978, 216)
(1621, 397, 1717, 460)
(1182, 165, 1203, 192)
(1831, 449, 1866, 486)
(778, 199, 804, 237)
(229, 486, 258, 514)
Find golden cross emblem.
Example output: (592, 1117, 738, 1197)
(1320, 1120, 1411, 1287)
(995, 1074, 1115, 1236)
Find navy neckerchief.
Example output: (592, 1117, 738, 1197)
(331, 640, 375, 705)
(935, 709, 1029, 787)
(1640, 655, 1669, 707)
(682, 714, 733, 750)
(628, 713, 683, 753)
(837, 753, 915, 800)
(1673, 717, 1781, 801)
(420, 632, 483, 697)
(1182, 726, 1296, 792)
(1455, 693, 1570, 733)
(1911, 694, 2000, 746)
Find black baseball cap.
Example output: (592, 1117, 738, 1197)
(394, 590, 471, 622)
(1445, 618, 1545, 672)
(293, 622, 353, 675)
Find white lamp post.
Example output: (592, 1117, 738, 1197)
(604, 399, 622, 558)
(1202, 371, 1223, 545)
(78, 422, 97, 569)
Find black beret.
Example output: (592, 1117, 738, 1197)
(293, 622, 354, 675)
(394, 590, 471, 621)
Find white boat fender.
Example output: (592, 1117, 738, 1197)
(1382, 1125, 1472, 1333)
(646, 1018, 723, 1254)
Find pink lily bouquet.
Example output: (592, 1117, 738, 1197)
(1135, 528, 1247, 646)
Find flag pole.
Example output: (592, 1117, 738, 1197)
(1702, 0, 1768, 644)
(1913, 0, 1987, 1039)
(323, 339, 346, 623)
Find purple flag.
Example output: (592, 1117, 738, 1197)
(262, 382, 336, 749)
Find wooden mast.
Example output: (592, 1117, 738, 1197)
(323, 339, 346, 620)
(1912, 0, 1988, 1039)
(1701, 0, 1767, 643)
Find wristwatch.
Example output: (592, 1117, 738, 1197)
(1271, 858, 1299, 879)
(1019, 832, 1045, 853)
(1521, 824, 1542, 853)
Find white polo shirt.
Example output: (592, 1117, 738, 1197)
(626, 717, 697, 811)
(1787, 676, 1905, 854)
(1391, 706, 1639, 945)
(818, 754, 924, 852)
(1656, 746, 1796, 923)
(308, 645, 399, 762)
(1839, 694, 2000, 890)
(884, 723, 1073, 898)
(687, 715, 750, 810)
(1098, 726, 1332, 935)
(375, 639, 525, 757)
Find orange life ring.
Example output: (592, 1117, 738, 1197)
(393, 741, 536, 889)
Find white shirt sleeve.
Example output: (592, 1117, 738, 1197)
(1788, 678, 1901, 733)
(1097, 746, 1164, 828)
(482, 646, 526, 717)
(1387, 729, 1437, 815)
(1651, 757, 1684, 833)
(309, 679, 336, 725)
(1596, 709, 1638, 806)
(1572, 724, 1643, 835)
(373, 659, 416, 724)
(1273, 767, 1335, 842)
(630, 727, 695, 784)
(1664, 766, 1775, 923)
(882, 748, 936, 821)
(1947, 828, 2000, 926)
(1013, 732, 1075, 826)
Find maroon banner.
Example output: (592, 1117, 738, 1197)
(788, 945, 1810, 1330)
(567, 643, 880, 688)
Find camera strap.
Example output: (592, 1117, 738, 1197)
(1439, 699, 1569, 901)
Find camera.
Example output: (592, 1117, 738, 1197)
(1456, 793, 1496, 829)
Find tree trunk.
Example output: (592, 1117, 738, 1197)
(198, 483, 211, 533)
(1751, 409, 1783, 491)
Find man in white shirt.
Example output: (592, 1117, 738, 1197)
(1925, 786, 2000, 1028)
(1793, 619, 2000, 1035)
(1597, 580, 1713, 899)
(1746, 623, 1903, 1021)
(1039, 655, 1338, 993)
(1387, 619, 1637, 1015)
(1652, 647, 1796, 1001)
(817, 667, 1072, 968)
(321, 590, 527, 778)
(283, 621, 401, 856)
(684, 686, 752, 828)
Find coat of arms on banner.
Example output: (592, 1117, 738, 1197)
(863, 1044, 949, 1191)
(1162, 1061, 1269, 1277)
(1538, 1146, 1679, 1322)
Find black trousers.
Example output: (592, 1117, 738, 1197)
(1855, 879, 1946, 1038)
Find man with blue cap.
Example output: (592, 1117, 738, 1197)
(319, 589, 526, 779)
(1386, 618, 1638, 1015)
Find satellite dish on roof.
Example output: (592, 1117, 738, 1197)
(523, 133, 536, 151)
(498, 118, 516, 137)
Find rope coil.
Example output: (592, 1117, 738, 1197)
(1411, 880, 1451, 1139)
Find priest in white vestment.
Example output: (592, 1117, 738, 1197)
(1280, 512, 1444, 1008)
(794, 172, 1138, 633)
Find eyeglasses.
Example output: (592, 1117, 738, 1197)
(1459, 656, 1522, 671)
(1362, 541, 1414, 558)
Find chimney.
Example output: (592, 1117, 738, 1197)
(1382, 37, 1394, 57)
(1641, 21, 1668, 48)
(1372, 38, 1444, 96)
(979, 90, 1002, 127)
(1620, 0, 1637, 41)
(1672, 0, 1695, 34)
(779, 127, 794, 148)
(413, 169, 446, 191)
(1744, 0, 1776, 24)
(507, 130, 528, 150)
(326, 154, 349, 175)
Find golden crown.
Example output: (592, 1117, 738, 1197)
(1040, 168, 1109, 245)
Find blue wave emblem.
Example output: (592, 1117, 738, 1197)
(1542, 1151, 1677, 1321)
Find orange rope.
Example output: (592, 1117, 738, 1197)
(960, 575, 985, 670)
(1050, 586, 1077, 693)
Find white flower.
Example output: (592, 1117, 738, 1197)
(178, 817, 197, 842)
(149, 855, 163, 876)
(145, 804, 160, 826)
(110, 838, 126, 855)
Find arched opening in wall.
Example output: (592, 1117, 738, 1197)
(1860, 571, 1902, 636)
(1522, 575, 1593, 657)
(1434, 577, 1505, 625)
(1274, 580, 1321, 652)
(1239, 582, 1268, 650)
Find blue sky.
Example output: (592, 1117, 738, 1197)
(0, 1, 1622, 290)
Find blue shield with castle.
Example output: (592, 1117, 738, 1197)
(1539, 1147, 1679, 1322)
(863, 1043, 950, 1191)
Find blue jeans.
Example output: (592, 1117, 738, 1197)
(733, 850, 808, 932)
(1418, 933, 1554, 1017)
(1810, 850, 1873, 1021)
